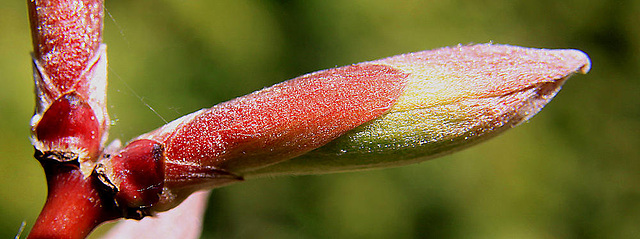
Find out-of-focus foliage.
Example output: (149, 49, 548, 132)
(1, 0, 638, 238)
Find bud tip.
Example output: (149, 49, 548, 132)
(560, 49, 591, 74)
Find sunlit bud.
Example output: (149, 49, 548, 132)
(242, 44, 591, 176)
(100, 44, 590, 212)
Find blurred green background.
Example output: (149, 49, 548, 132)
(1, 0, 639, 238)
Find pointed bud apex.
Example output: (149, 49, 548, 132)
(246, 44, 591, 176)
(112, 44, 590, 213)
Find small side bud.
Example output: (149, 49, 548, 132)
(34, 92, 101, 162)
(95, 139, 165, 218)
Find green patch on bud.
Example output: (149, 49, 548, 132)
(245, 44, 591, 177)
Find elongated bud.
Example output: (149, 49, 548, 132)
(100, 44, 590, 213)
(29, 0, 108, 172)
(249, 44, 591, 176)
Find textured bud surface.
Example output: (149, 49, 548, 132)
(246, 44, 591, 176)
(29, 0, 109, 172)
(114, 44, 590, 212)
(96, 139, 165, 214)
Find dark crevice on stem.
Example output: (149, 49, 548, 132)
(28, 153, 120, 239)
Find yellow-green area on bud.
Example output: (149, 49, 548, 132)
(244, 44, 591, 177)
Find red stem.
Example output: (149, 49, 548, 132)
(28, 161, 119, 239)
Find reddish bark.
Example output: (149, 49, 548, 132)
(28, 161, 118, 239)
